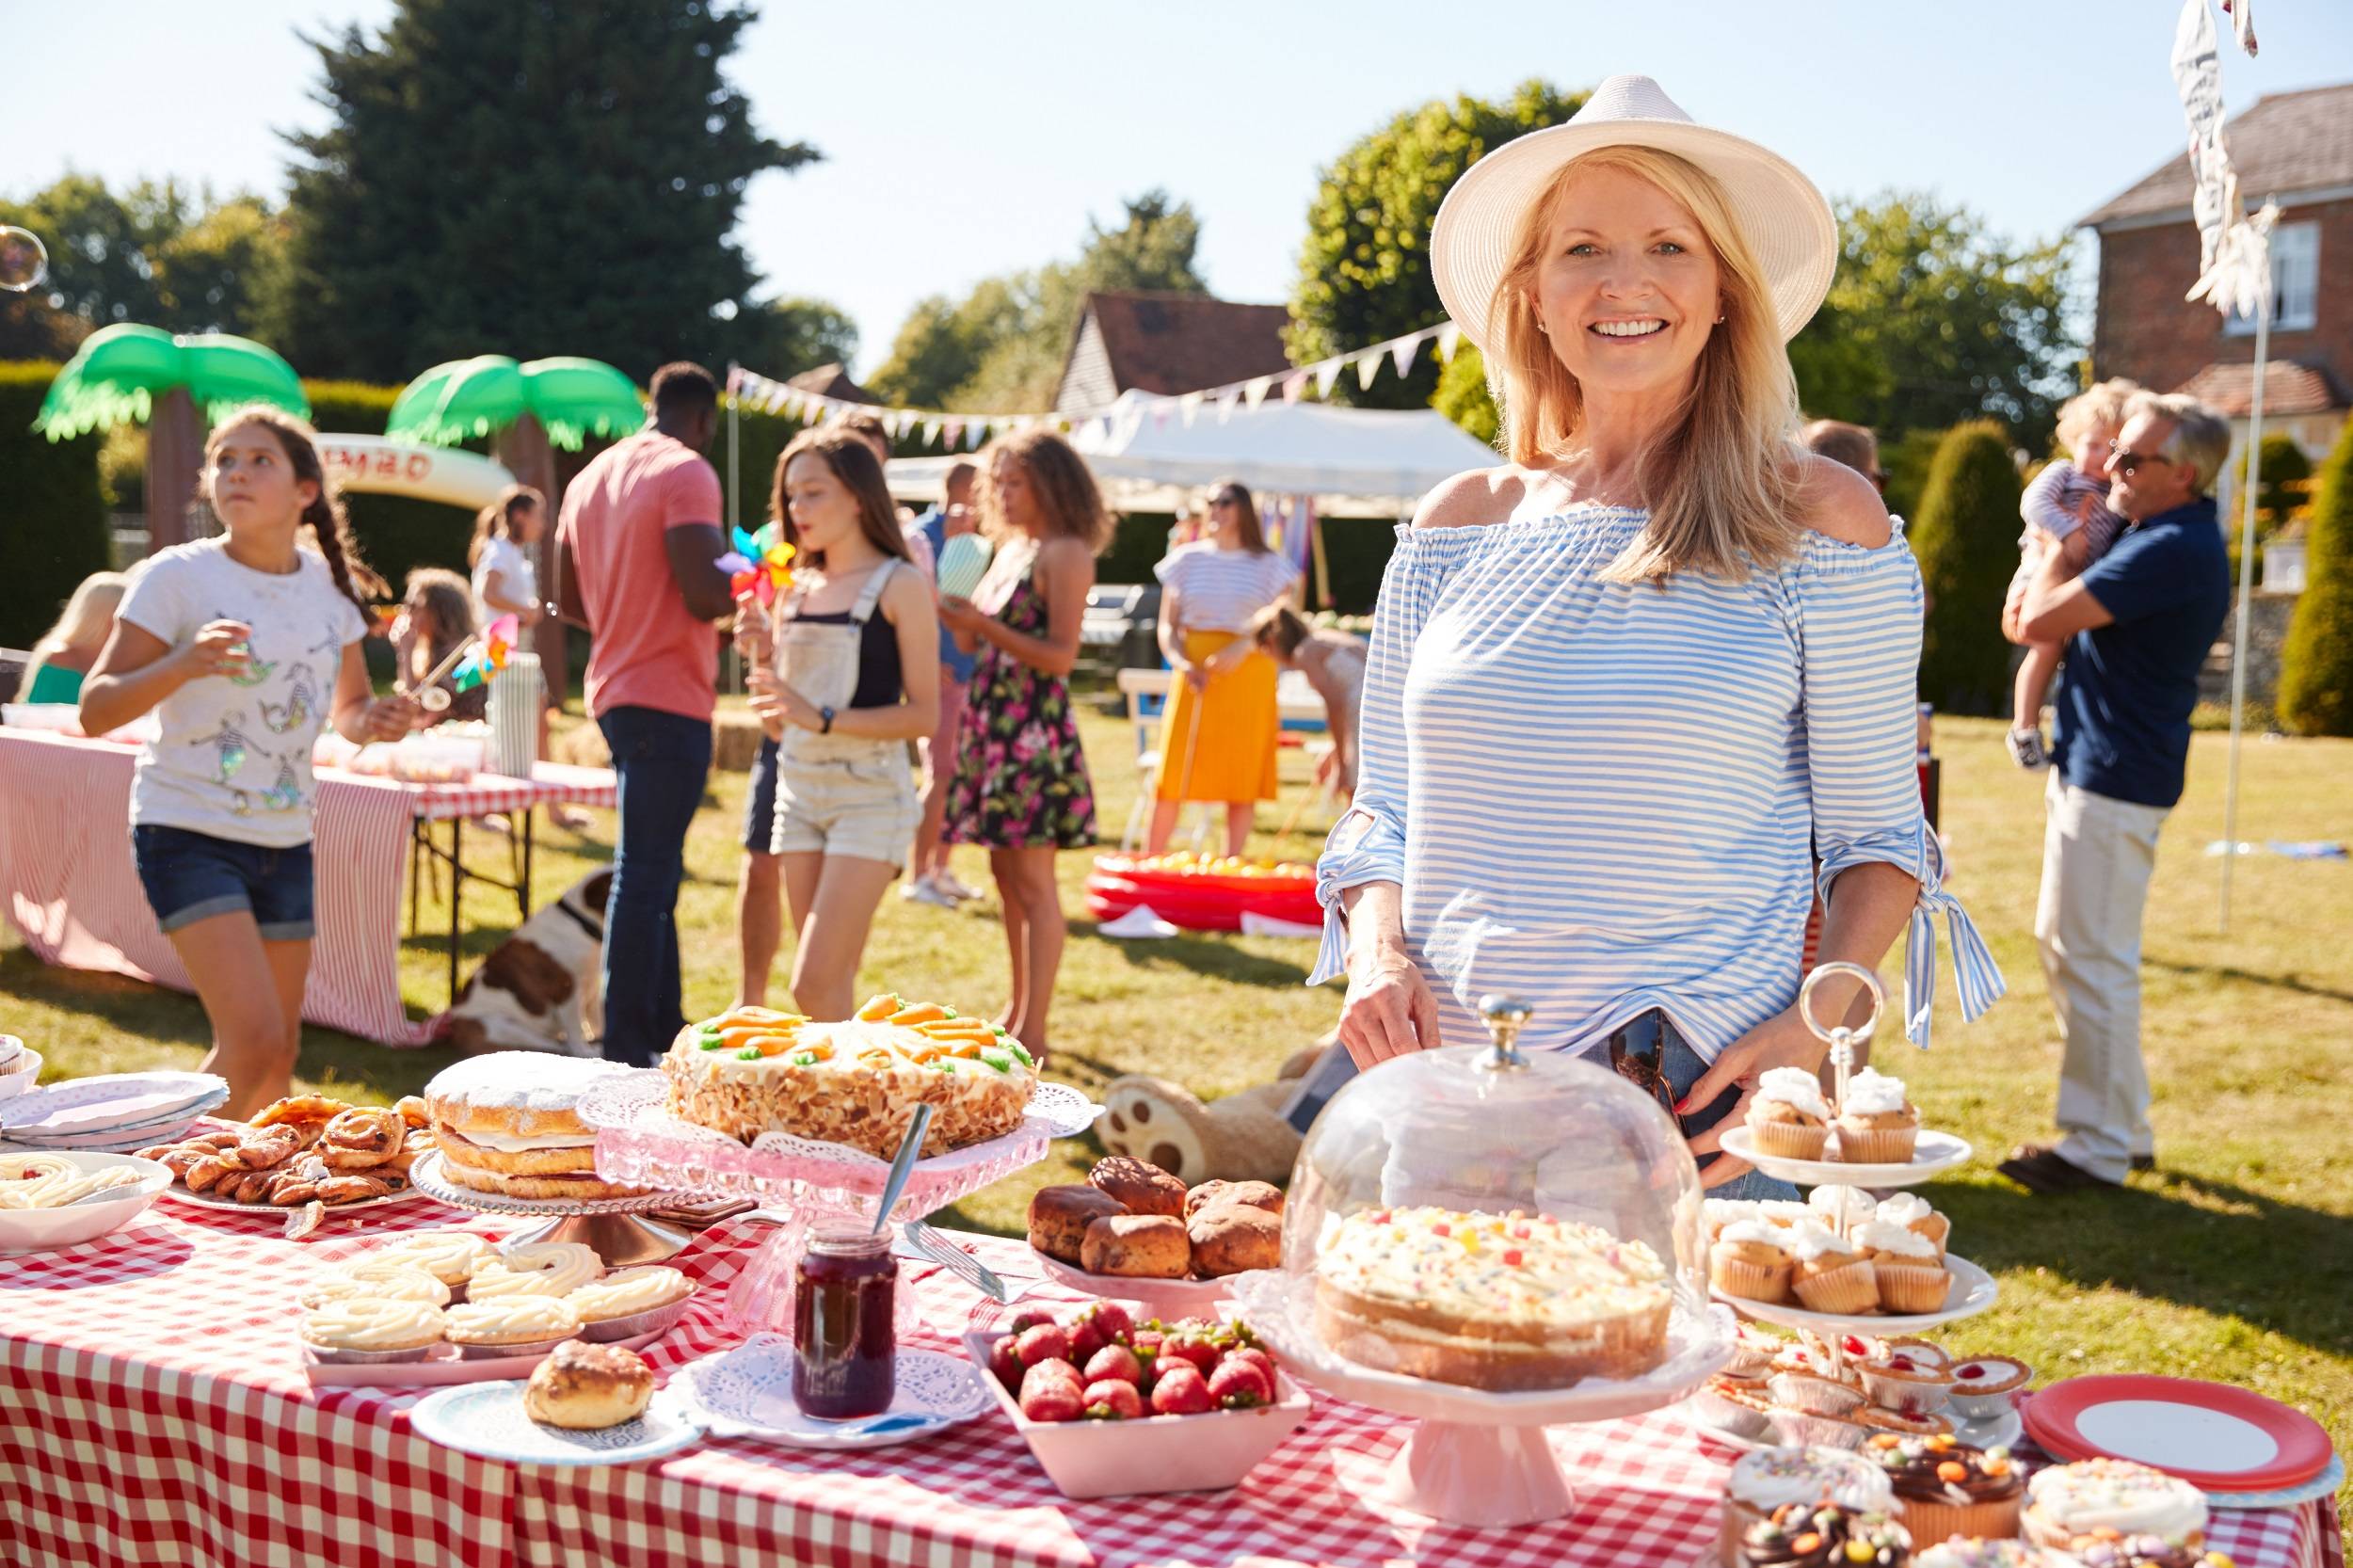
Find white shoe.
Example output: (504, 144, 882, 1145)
(934, 871, 983, 902)
(902, 875, 960, 908)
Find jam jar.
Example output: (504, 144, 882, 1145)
(792, 1225, 898, 1418)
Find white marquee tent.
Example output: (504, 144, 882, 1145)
(879, 390, 1496, 518)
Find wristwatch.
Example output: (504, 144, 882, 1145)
(818, 706, 836, 735)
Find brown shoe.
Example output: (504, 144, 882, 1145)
(1997, 1144, 2123, 1194)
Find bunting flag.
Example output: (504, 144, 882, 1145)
(2171, 0, 2274, 316)
(728, 318, 1460, 452)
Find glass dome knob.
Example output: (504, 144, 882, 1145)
(1476, 994, 1535, 1071)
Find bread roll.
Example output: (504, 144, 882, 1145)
(1027, 1184, 1126, 1264)
(1183, 1179, 1284, 1220)
(1080, 1213, 1191, 1278)
(522, 1338, 654, 1430)
(1188, 1202, 1282, 1276)
(1087, 1156, 1187, 1218)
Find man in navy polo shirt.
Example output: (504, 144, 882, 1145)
(1998, 392, 2233, 1193)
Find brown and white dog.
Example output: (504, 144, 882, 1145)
(436, 869, 612, 1057)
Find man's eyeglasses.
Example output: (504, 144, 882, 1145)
(2106, 439, 2170, 477)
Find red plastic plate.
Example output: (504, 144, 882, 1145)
(2024, 1375, 2333, 1491)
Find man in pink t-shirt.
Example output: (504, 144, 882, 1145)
(556, 361, 736, 1065)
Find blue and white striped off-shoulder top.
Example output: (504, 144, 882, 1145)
(1310, 506, 2003, 1061)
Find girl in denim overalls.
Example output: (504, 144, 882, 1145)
(746, 429, 939, 1020)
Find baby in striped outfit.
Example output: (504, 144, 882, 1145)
(2008, 380, 2140, 770)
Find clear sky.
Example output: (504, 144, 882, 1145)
(7, 0, 2351, 378)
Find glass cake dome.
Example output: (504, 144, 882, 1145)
(1276, 994, 1710, 1389)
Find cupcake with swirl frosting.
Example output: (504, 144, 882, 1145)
(1787, 1223, 1881, 1316)
(1874, 1192, 1949, 1258)
(565, 1265, 696, 1341)
(1833, 1068, 1920, 1164)
(1852, 1221, 1951, 1314)
(300, 1298, 447, 1365)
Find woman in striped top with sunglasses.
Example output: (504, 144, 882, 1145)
(1315, 81, 2003, 1195)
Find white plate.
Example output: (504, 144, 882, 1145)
(671, 1336, 990, 1448)
(0, 1153, 173, 1251)
(1717, 1127, 1973, 1188)
(0, 1073, 230, 1138)
(2203, 1453, 2345, 1510)
(406, 1380, 702, 1467)
(5, 1096, 230, 1150)
(1034, 1253, 1241, 1320)
(1710, 1254, 1999, 1336)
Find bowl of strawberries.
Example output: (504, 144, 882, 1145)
(965, 1301, 1312, 1498)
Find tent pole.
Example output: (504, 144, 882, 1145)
(727, 363, 741, 696)
(2218, 292, 2269, 935)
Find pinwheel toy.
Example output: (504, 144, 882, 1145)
(716, 524, 796, 606)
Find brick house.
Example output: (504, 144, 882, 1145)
(1053, 291, 1292, 415)
(2081, 81, 2352, 549)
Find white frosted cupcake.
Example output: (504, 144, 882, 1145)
(1786, 1222, 1879, 1315)
(1703, 1198, 1763, 1249)
(1709, 1221, 1796, 1304)
(1746, 1068, 1831, 1160)
(300, 1298, 446, 1365)
(1807, 1184, 1881, 1236)
(1833, 1067, 1920, 1163)
(443, 1295, 584, 1359)
(2024, 1458, 2208, 1550)
(564, 1266, 696, 1341)
(299, 1260, 452, 1310)
(1874, 1191, 1950, 1257)
(1851, 1220, 1950, 1313)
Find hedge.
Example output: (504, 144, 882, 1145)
(0, 360, 113, 648)
(2278, 417, 2353, 736)
(1911, 419, 2024, 716)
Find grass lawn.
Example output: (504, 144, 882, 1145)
(8, 704, 2349, 1507)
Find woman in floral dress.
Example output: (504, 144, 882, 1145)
(939, 429, 1111, 1060)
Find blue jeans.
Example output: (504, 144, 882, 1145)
(1647, 1014, 1800, 1201)
(132, 824, 315, 941)
(596, 706, 712, 1066)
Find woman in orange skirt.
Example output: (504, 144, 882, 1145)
(1146, 480, 1302, 856)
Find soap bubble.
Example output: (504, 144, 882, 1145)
(0, 227, 48, 294)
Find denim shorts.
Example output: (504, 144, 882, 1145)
(132, 824, 316, 941)
(743, 735, 781, 854)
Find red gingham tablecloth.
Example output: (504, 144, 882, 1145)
(0, 1211, 2336, 1568)
(0, 728, 615, 1046)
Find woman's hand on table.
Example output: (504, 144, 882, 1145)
(1678, 1004, 1824, 1189)
(1337, 936, 1441, 1068)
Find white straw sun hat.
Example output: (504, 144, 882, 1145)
(1431, 74, 1836, 350)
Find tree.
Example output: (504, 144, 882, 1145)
(1910, 420, 2023, 715)
(1291, 80, 1586, 410)
(1790, 193, 2078, 450)
(0, 175, 291, 356)
(868, 190, 1207, 412)
(2279, 418, 2353, 737)
(727, 296, 858, 378)
(280, 0, 815, 384)
(1431, 344, 1498, 446)
(2227, 432, 2314, 584)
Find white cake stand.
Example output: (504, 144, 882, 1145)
(1233, 1272, 1734, 1529)
(408, 1152, 691, 1267)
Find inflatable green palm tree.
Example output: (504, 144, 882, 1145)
(386, 355, 642, 451)
(34, 324, 311, 552)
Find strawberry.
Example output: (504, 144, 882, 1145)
(986, 1334, 1023, 1393)
(1085, 1302, 1135, 1343)
(1160, 1334, 1220, 1375)
(1149, 1363, 1213, 1416)
(1015, 1322, 1071, 1368)
(1008, 1309, 1053, 1335)
(1068, 1315, 1110, 1365)
(1082, 1345, 1144, 1386)
(1208, 1358, 1273, 1409)
(1081, 1379, 1144, 1420)
(1018, 1362, 1084, 1422)
(1222, 1347, 1277, 1386)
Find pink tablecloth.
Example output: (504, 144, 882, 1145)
(0, 1218, 2335, 1568)
(0, 728, 614, 1046)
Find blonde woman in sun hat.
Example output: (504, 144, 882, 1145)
(1311, 75, 2004, 1195)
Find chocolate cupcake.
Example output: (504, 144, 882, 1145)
(1865, 1432, 2025, 1544)
(2072, 1536, 2235, 1568)
(1741, 1500, 1912, 1568)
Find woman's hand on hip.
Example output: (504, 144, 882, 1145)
(1678, 1004, 1824, 1189)
(1338, 938, 1441, 1068)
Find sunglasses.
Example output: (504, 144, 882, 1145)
(2105, 440, 2173, 477)
(1608, 1011, 1689, 1136)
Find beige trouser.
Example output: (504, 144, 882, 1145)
(2034, 774, 2170, 1183)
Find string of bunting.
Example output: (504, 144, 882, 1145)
(727, 318, 1466, 451)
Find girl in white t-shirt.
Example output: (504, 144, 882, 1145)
(80, 407, 421, 1118)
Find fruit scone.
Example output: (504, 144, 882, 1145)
(663, 994, 1038, 1160)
